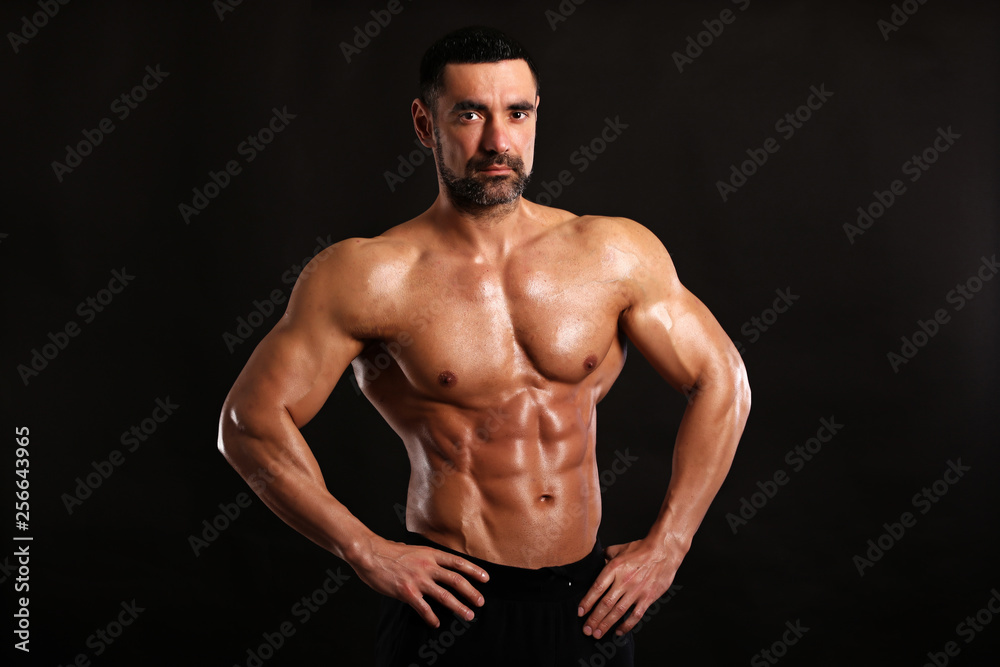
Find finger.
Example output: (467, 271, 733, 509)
(435, 551, 490, 585)
(588, 589, 634, 639)
(425, 582, 477, 622)
(584, 587, 627, 638)
(435, 566, 486, 609)
(577, 565, 616, 618)
(614, 601, 649, 636)
(604, 544, 624, 560)
(404, 588, 442, 629)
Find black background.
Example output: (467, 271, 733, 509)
(2, 1, 998, 665)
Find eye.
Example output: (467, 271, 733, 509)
(459, 111, 481, 121)
(511, 111, 529, 120)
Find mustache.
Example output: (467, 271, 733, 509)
(468, 153, 525, 173)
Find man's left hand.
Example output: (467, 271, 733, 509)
(577, 536, 684, 639)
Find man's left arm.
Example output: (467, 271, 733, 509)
(578, 219, 751, 639)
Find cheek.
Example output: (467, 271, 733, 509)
(444, 133, 478, 167)
(520, 134, 536, 170)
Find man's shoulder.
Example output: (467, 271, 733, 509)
(285, 230, 425, 336)
(548, 212, 678, 292)
(302, 230, 422, 283)
(547, 210, 664, 253)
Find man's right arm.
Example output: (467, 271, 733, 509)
(217, 239, 487, 627)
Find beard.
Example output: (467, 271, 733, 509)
(434, 127, 531, 215)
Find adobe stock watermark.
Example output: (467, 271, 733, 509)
(852, 458, 971, 577)
(16, 267, 136, 386)
(54, 599, 145, 666)
(60, 396, 180, 514)
(213, 0, 245, 21)
(732, 288, 799, 355)
(886, 253, 997, 373)
(222, 235, 332, 353)
(7, 0, 71, 54)
(232, 568, 351, 667)
(717, 84, 834, 202)
(543, 0, 586, 31)
(726, 417, 843, 534)
(12, 545, 30, 652)
(411, 613, 476, 665)
(191, 456, 296, 556)
(385, 138, 434, 192)
(0, 552, 21, 585)
(188, 492, 254, 557)
(599, 449, 639, 492)
(750, 619, 810, 666)
(921, 588, 1000, 667)
(532, 116, 629, 206)
(843, 126, 960, 244)
(51, 65, 170, 182)
(339, 0, 413, 63)
(671, 0, 752, 73)
(877, 0, 932, 41)
(179, 106, 297, 224)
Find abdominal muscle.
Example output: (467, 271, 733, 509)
(398, 387, 604, 569)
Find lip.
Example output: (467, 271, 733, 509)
(479, 167, 512, 174)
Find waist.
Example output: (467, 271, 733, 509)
(404, 531, 605, 601)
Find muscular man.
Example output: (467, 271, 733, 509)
(219, 26, 750, 666)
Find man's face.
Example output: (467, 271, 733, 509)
(428, 60, 538, 211)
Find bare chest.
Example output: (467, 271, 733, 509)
(370, 245, 630, 402)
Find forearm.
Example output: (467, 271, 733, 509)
(218, 404, 378, 565)
(647, 359, 751, 550)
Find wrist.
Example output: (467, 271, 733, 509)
(646, 521, 694, 556)
(338, 528, 379, 569)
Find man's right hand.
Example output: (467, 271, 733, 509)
(350, 536, 490, 628)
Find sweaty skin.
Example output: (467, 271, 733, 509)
(219, 59, 750, 640)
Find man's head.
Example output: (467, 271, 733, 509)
(418, 26, 540, 115)
(412, 27, 540, 215)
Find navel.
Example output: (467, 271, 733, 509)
(539, 494, 554, 502)
(438, 370, 458, 387)
(583, 354, 598, 372)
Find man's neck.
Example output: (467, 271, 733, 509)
(428, 193, 531, 261)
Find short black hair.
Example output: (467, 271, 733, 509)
(419, 26, 539, 113)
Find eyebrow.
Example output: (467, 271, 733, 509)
(450, 99, 536, 114)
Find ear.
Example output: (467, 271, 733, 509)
(412, 98, 434, 149)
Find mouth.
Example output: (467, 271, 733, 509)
(478, 166, 513, 175)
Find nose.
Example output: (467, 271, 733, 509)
(481, 117, 510, 154)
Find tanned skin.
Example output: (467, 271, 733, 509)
(219, 59, 750, 641)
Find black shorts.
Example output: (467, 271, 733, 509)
(375, 531, 635, 667)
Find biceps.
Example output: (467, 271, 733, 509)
(622, 286, 736, 393)
(229, 315, 364, 428)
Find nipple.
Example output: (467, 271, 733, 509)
(583, 354, 598, 371)
(438, 370, 458, 387)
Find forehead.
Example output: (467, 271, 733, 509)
(438, 60, 537, 104)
